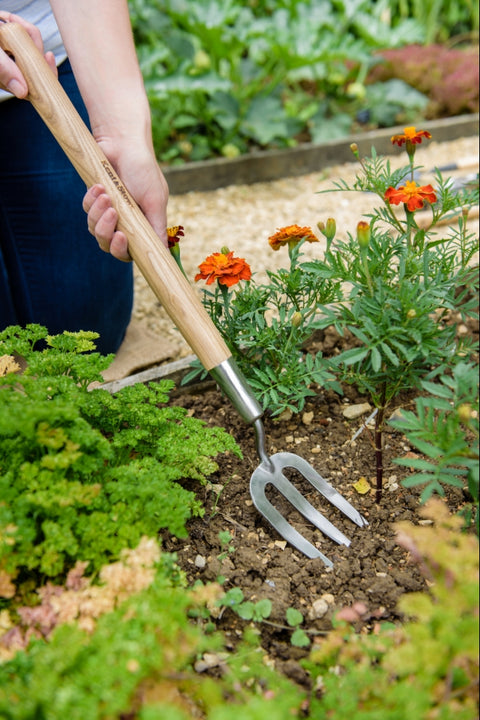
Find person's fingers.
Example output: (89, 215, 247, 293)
(87, 195, 117, 246)
(0, 48, 28, 98)
(82, 184, 104, 213)
(83, 165, 170, 260)
(86, 193, 113, 231)
(83, 186, 132, 262)
(109, 232, 130, 262)
(91, 205, 131, 262)
(0, 12, 44, 49)
(44, 51, 58, 76)
(90, 205, 117, 250)
(0, 14, 58, 96)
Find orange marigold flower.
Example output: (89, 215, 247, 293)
(268, 224, 319, 251)
(391, 127, 432, 147)
(384, 181, 437, 212)
(167, 225, 185, 248)
(195, 251, 252, 288)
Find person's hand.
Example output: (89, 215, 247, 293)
(0, 12, 57, 96)
(82, 141, 169, 262)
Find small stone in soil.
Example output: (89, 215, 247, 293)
(342, 402, 372, 420)
(309, 598, 330, 619)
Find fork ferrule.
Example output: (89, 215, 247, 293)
(209, 357, 263, 425)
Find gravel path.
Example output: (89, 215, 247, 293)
(131, 135, 479, 361)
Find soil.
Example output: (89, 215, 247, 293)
(161, 322, 478, 690)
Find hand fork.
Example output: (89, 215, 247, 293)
(0, 22, 367, 566)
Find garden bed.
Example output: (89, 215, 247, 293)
(157, 318, 478, 688)
(101, 308, 478, 690)
(99, 119, 480, 685)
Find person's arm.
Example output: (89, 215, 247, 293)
(50, 0, 169, 260)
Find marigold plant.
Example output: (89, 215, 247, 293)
(186, 237, 341, 415)
(313, 126, 478, 503)
(167, 225, 186, 277)
(175, 125, 478, 504)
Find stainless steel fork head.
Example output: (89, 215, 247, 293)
(250, 420, 368, 565)
(210, 359, 368, 565)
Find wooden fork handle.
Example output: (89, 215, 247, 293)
(0, 21, 231, 371)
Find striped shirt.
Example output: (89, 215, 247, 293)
(0, 0, 66, 101)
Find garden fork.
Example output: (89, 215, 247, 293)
(0, 21, 368, 566)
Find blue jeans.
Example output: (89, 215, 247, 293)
(0, 60, 133, 355)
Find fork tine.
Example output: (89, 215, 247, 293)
(274, 452, 368, 528)
(249, 476, 334, 564)
(251, 467, 351, 546)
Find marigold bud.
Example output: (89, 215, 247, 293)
(356, 221, 371, 249)
(325, 217, 336, 241)
(317, 218, 336, 242)
(220, 246, 230, 255)
(291, 312, 302, 328)
(406, 309, 417, 319)
(350, 143, 359, 158)
(462, 205, 469, 219)
(457, 403, 474, 424)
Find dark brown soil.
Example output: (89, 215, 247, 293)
(164, 326, 477, 689)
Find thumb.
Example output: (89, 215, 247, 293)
(138, 176, 170, 249)
(144, 206, 169, 249)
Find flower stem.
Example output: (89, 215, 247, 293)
(360, 248, 374, 295)
(408, 156, 415, 182)
(287, 240, 299, 271)
(170, 244, 188, 279)
(405, 207, 414, 250)
(219, 282, 230, 312)
(219, 282, 234, 335)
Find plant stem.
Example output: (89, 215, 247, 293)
(170, 244, 188, 279)
(360, 249, 374, 295)
(405, 207, 414, 250)
(408, 155, 415, 182)
(219, 282, 230, 313)
(460, 207, 469, 267)
(219, 282, 235, 339)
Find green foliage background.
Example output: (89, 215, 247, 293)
(128, 0, 478, 163)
